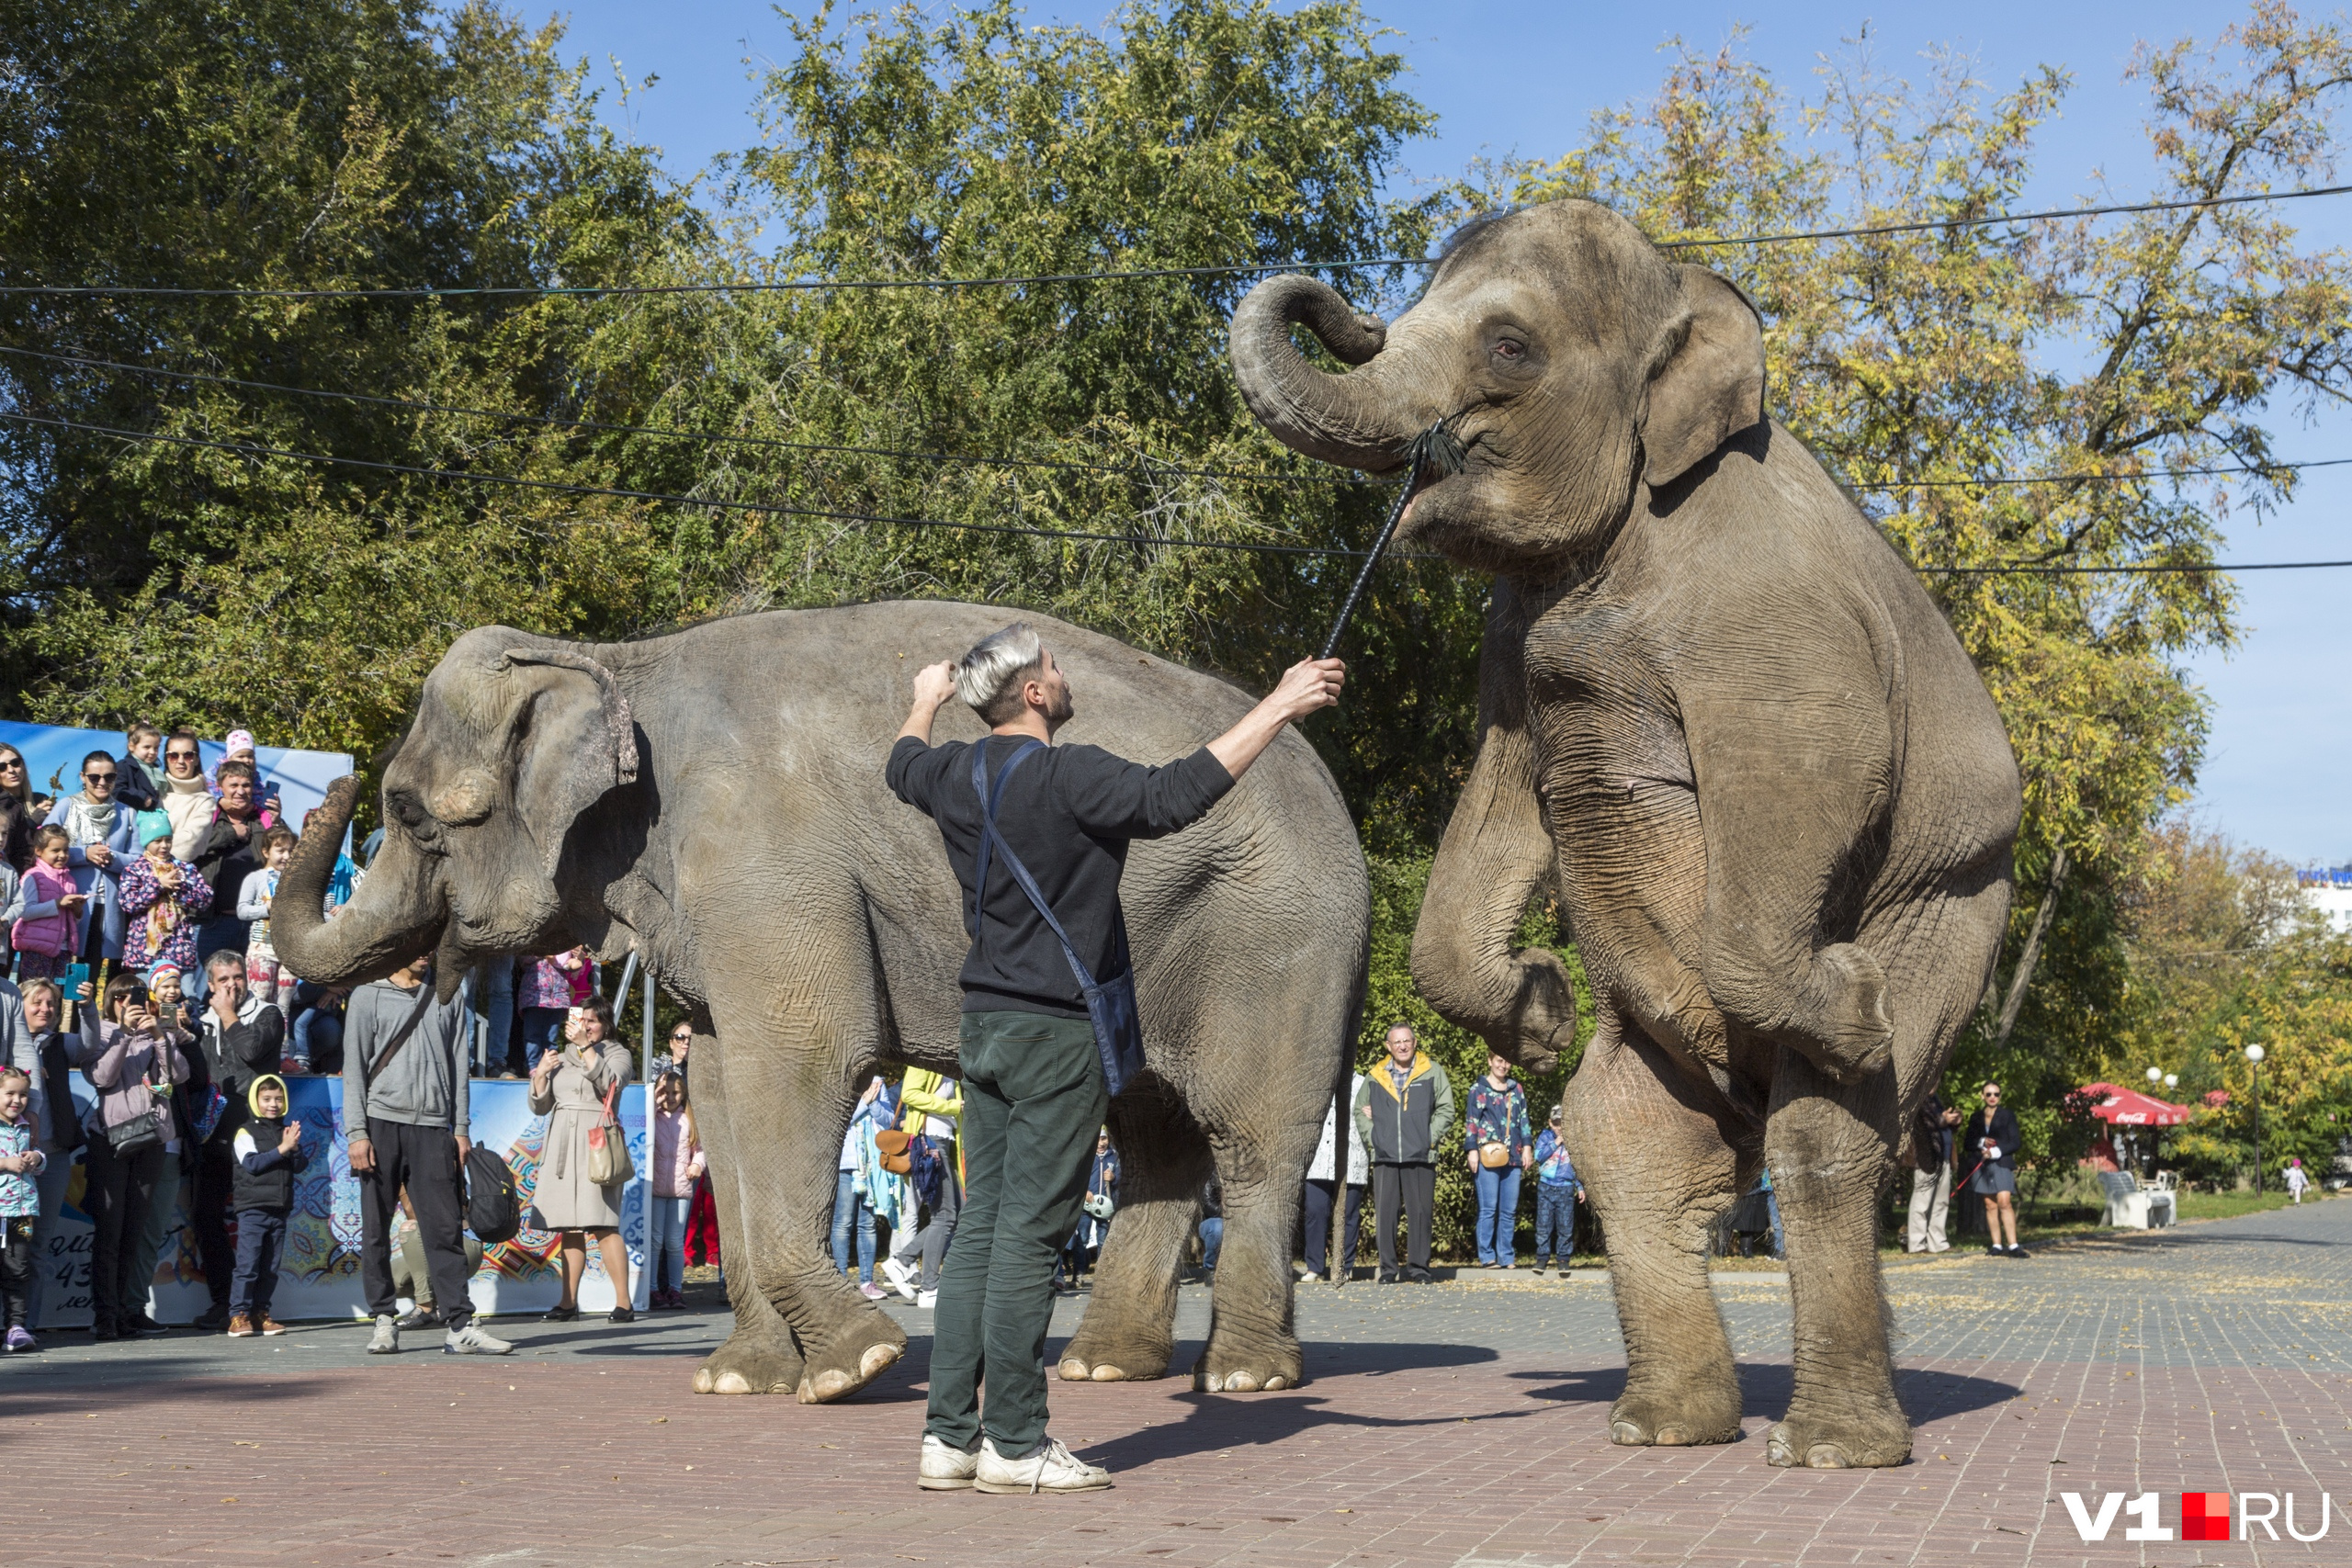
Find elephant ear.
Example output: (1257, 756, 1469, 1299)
(498, 647, 639, 877)
(1639, 265, 1767, 488)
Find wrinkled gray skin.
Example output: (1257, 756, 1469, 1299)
(273, 601, 1368, 1403)
(1231, 199, 2022, 1468)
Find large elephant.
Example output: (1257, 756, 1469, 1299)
(272, 600, 1367, 1402)
(1230, 199, 2022, 1468)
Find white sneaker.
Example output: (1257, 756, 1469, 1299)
(917, 1289, 938, 1310)
(917, 1434, 979, 1491)
(881, 1256, 920, 1303)
(975, 1435, 1112, 1495)
(444, 1323, 514, 1356)
(367, 1314, 398, 1354)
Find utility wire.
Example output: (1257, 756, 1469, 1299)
(1, 183, 2342, 299)
(0, 344, 1376, 489)
(7, 343, 2342, 494)
(0, 410, 1403, 560)
(8, 405, 2346, 579)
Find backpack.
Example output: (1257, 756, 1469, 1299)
(464, 1144, 521, 1245)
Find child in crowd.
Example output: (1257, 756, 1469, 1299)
(239, 826, 297, 1008)
(517, 947, 593, 1072)
(120, 818, 213, 976)
(10, 826, 86, 980)
(117, 723, 164, 810)
(1531, 1105, 1582, 1279)
(648, 1071, 704, 1308)
(226, 1075, 307, 1337)
(0, 1066, 44, 1351)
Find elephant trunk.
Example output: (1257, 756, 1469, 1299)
(270, 775, 448, 987)
(1228, 275, 1422, 471)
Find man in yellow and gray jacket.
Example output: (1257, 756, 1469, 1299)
(881, 1067, 964, 1307)
(1351, 1023, 1456, 1283)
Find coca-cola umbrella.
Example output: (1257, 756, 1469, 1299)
(2080, 1082, 2191, 1126)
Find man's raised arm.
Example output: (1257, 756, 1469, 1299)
(1205, 658, 1345, 782)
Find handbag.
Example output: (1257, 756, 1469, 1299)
(1478, 1141, 1511, 1170)
(970, 742, 1147, 1099)
(586, 1077, 635, 1187)
(104, 1105, 164, 1159)
(873, 1098, 914, 1175)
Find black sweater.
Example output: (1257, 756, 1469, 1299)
(888, 734, 1234, 1018)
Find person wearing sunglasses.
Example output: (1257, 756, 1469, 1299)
(40, 750, 139, 964)
(0, 743, 35, 877)
(155, 729, 220, 863)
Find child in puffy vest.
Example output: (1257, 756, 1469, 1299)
(0, 1066, 44, 1352)
(11, 826, 86, 981)
(227, 1074, 308, 1337)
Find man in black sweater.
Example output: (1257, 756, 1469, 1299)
(889, 622, 1341, 1495)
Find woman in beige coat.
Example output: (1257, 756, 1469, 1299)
(527, 998, 635, 1323)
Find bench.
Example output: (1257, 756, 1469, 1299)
(2098, 1169, 2177, 1229)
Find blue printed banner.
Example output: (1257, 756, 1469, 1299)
(37, 1076, 649, 1326)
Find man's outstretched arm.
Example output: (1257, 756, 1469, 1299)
(1205, 657, 1345, 781)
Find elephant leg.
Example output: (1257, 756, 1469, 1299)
(707, 971, 908, 1405)
(1566, 1009, 1744, 1448)
(1191, 1128, 1310, 1393)
(1057, 1082, 1212, 1383)
(1763, 1051, 1906, 1468)
(685, 1012, 807, 1396)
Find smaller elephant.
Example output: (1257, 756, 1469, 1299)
(1231, 199, 2022, 1468)
(269, 601, 1370, 1404)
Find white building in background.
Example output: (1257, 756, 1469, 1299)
(2295, 867, 2352, 932)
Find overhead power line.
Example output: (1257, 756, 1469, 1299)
(7, 406, 2346, 579)
(0, 344, 1374, 489)
(0, 184, 2342, 300)
(7, 343, 2342, 494)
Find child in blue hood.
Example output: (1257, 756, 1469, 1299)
(226, 1075, 307, 1336)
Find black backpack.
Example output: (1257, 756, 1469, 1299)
(464, 1144, 521, 1245)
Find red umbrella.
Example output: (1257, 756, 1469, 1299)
(2081, 1082, 2190, 1126)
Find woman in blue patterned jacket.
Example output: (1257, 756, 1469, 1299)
(1463, 1052, 1535, 1269)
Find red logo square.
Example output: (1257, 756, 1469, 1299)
(2182, 1493, 2231, 1541)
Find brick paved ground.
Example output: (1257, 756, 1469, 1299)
(7, 1200, 2351, 1567)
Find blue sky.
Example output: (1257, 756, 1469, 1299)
(537, 1, 2352, 862)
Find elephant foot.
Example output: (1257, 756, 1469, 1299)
(1763, 1402, 1912, 1470)
(1057, 1329, 1173, 1383)
(1607, 1386, 1742, 1448)
(1190, 1332, 1305, 1394)
(692, 1328, 804, 1396)
(1793, 944, 1894, 1085)
(794, 1314, 910, 1404)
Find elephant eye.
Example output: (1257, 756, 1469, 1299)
(387, 788, 433, 832)
(1491, 337, 1525, 360)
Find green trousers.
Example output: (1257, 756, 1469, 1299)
(925, 1010, 1107, 1456)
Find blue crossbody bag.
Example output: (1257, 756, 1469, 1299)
(969, 741, 1147, 1098)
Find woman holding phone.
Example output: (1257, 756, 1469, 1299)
(78, 975, 189, 1339)
(528, 998, 635, 1322)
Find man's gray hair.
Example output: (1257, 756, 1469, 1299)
(955, 622, 1046, 725)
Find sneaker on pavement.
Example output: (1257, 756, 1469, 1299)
(859, 1281, 888, 1301)
(444, 1323, 514, 1356)
(260, 1316, 288, 1337)
(975, 1436, 1112, 1495)
(6, 1325, 36, 1352)
(2008, 1245, 2031, 1259)
(367, 1314, 399, 1354)
(917, 1289, 938, 1310)
(192, 1303, 231, 1333)
(917, 1434, 979, 1491)
(881, 1256, 920, 1303)
(395, 1306, 439, 1331)
(226, 1314, 255, 1337)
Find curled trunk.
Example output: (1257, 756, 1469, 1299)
(271, 775, 448, 989)
(1227, 275, 1419, 470)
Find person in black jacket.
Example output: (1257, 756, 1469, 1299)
(1906, 1091, 1960, 1253)
(188, 761, 265, 999)
(225, 1075, 307, 1336)
(1959, 1082, 2027, 1258)
(888, 621, 1342, 1496)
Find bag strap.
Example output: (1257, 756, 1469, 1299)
(967, 740, 1099, 991)
(967, 739, 1043, 953)
(364, 978, 439, 1086)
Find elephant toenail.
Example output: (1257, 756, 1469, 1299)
(712, 1371, 752, 1395)
(1654, 1426, 1686, 1445)
(1610, 1421, 1649, 1446)
(1263, 1375, 1288, 1391)
(1806, 1445, 1851, 1469)
(1224, 1371, 1261, 1392)
(860, 1344, 900, 1379)
(1057, 1359, 1091, 1381)
(1090, 1364, 1125, 1382)
(692, 1368, 717, 1393)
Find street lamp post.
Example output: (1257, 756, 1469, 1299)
(2246, 1043, 2267, 1194)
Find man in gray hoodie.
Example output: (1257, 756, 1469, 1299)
(343, 955, 509, 1355)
